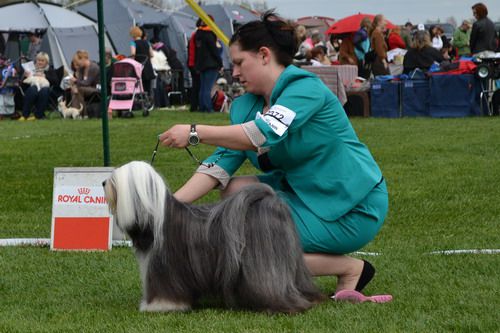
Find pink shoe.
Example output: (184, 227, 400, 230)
(332, 290, 393, 304)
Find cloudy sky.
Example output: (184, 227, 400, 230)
(265, 0, 500, 25)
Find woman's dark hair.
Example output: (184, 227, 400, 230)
(229, 10, 297, 66)
(472, 3, 488, 19)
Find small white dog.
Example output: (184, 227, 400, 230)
(23, 75, 50, 91)
(58, 100, 83, 119)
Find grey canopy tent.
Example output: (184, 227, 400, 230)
(75, 0, 198, 87)
(0, 1, 114, 70)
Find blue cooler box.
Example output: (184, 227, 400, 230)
(370, 81, 400, 118)
(429, 74, 481, 117)
(402, 80, 430, 117)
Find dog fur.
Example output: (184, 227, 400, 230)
(58, 100, 83, 119)
(103, 161, 324, 313)
(23, 75, 50, 91)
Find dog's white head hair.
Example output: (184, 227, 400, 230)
(104, 161, 167, 246)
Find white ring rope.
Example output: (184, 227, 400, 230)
(0, 239, 499, 255)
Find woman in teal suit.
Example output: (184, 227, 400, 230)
(160, 12, 389, 300)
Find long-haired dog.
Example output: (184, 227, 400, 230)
(23, 75, 50, 91)
(103, 161, 324, 313)
(58, 100, 83, 119)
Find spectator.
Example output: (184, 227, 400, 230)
(403, 30, 444, 74)
(470, 2, 497, 55)
(353, 17, 372, 78)
(326, 35, 340, 61)
(310, 46, 331, 66)
(453, 20, 472, 57)
(369, 14, 389, 76)
(69, 50, 100, 118)
(19, 52, 59, 121)
(338, 38, 358, 66)
(295, 25, 312, 60)
(195, 16, 223, 112)
(104, 47, 116, 95)
(387, 26, 406, 50)
(188, 19, 202, 111)
(310, 30, 325, 48)
(429, 25, 444, 51)
(25, 32, 42, 61)
(130, 26, 155, 100)
(401, 22, 414, 48)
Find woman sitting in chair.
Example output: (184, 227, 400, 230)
(69, 49, 100, 118)
(19, 52, 59, 121)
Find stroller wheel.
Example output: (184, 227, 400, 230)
(142, 110, 150, 117)
(122, 111, 134, 118)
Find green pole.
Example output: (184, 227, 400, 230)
(97, 0, 110, 166)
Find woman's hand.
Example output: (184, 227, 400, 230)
(159, 124, 191, 148)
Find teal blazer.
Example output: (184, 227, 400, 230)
(203, 65, 383, 222)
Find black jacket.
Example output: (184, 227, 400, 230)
(403, 46, 444, 74)
(195, 29, 222, 72)
(470, 17, 497, 54)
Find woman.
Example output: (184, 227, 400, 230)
(310, 46, 331, 66)
(19, 52, 59, 121)
(470, 2, 497, 55)
(338, 38, 358, 66)
(429, 25, 444, 51)
(387, 26, 406, 50)
(130, 26, 156, 100)
(369, 14, 389, 76)
(194, 16, 223, 112)
(159, 11, 389, 300)
(69, 50, 100, 118)
(403, 30, 444, 74)
(353, 17, 372, 78)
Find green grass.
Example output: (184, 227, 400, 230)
(1, 111, 499, 332)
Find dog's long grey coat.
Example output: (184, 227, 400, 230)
(106, 162, 324, 313)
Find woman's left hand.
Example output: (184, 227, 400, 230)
(159, 124, 191, 148)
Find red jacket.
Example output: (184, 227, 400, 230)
(187, 31, 196, 68)
(388, 32, 406, 50)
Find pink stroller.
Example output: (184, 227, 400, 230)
(108, 58, 152, 117)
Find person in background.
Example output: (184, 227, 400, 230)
(387, 26, 406, 50)
(401, 22, 414, 48)
(369, 14, 389, 76)
(19, 52, 59, 121)
(338, 37, 358, 66)
(310, 46, 331, 66)
(187, 19, 202, 111)
(104, 47, 116, 95)
(353, 17, 372, 79)
(403, 30, 444, 74)
(195, 15, 223, 112)
(159, 11, 389, 300)
(452, 21, 472, 58)
(69, 49, 100, 118)
(25, 32, 42, 61)
(130, 26, 156, 102)
(470, 2, 497, 56)
(429, 25, 444, 51)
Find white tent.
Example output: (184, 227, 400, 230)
(0, 1, 114, 70)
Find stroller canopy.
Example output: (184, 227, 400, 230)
(112, 58, 143, 79)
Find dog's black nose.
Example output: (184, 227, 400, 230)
(102, 180, 106, 187)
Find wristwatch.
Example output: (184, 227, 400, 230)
(188, 124, 200, 146)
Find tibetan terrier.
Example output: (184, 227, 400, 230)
(103, 161, 324, 313)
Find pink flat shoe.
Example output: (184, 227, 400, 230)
(332, 290, 393, 304)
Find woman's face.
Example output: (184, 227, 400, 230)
(230, 43, 267, 95)
(35, 57, 48, 69)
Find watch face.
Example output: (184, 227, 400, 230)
(188, 134, 200, 145)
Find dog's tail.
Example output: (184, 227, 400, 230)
(209, 183, 325, 313)
(77, 103, 83, 112)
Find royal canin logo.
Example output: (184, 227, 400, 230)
(77, 187, 91, 195)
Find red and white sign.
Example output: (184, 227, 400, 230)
(51, 167, 116, 251)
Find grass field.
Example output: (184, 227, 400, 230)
(1, 110, 499, 333)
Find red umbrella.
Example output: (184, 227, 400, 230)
(325, 13, 396, 35)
